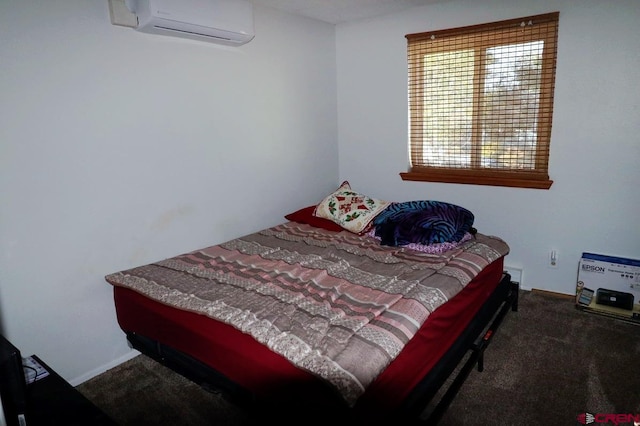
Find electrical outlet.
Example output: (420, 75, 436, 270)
(549, 250, 558, 268)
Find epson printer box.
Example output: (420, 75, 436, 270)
(576, 252, 640, 321)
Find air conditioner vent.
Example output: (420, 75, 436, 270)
(129, 0, 255, 46)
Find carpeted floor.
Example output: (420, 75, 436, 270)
(76, 290, 640, 425)
(77, 353, 251, 425)
(437, 290, 640, 425)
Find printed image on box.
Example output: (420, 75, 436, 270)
(576, 252, 640, 322)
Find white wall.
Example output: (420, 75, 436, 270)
(336, 0, 640, 294)
(0, 1, 337, 383)
(1, 0, 638, 387)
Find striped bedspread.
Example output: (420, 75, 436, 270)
(105, 222, 509, 406)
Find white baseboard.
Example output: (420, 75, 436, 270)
(69, 348, 140, 387)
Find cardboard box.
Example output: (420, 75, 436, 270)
(575, 252, 640, 323)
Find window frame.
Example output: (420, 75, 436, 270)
(401, 12, 560, 189)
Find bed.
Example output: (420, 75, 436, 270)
(105, 182, 518, 424)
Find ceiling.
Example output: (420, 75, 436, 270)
(251, 0, 447, 24)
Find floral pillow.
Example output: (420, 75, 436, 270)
(314, 181, 391, 234)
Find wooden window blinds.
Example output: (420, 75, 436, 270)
(401, 12, 559, 189)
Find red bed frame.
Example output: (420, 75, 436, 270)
(112, 255, 517, 424)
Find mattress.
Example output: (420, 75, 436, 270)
(106, 221, 509, 419)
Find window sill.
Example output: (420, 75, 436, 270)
(400, 171, 553, 189)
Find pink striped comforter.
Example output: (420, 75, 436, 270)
(105, 222, 509, 406)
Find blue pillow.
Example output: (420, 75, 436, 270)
(373, 201, 475, 247)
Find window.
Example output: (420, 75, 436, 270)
(401, 12, 559, 189)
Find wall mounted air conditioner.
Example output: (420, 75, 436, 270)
(127, 0, 255, 46)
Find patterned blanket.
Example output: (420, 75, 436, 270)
(105, 222, 509, 406)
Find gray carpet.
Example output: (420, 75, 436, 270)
(77, 290, 640, 425)
(437, 290, 640, 425)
